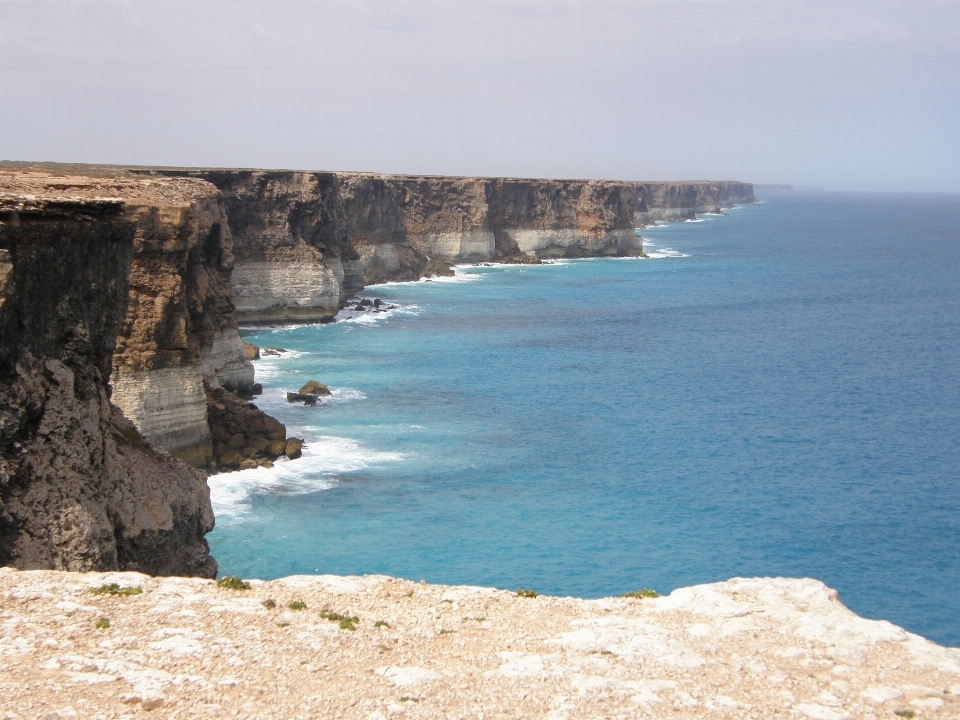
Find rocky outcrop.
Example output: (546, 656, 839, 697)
(636, 181, 756, 224)
(3, 570, 958, 718)
(0, 189, 216, 577)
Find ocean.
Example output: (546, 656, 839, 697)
(209, 191, 960, 647)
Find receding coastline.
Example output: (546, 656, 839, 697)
(11, 164, 959, 716)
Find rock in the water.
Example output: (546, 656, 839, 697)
(251, 382, 263, 395)
(299, 380, 331, 396)
(286, 391, 318, 404)
(285, 438, 304, 459)
(355, 298, 373, 310)
(242, 341, 260, 360)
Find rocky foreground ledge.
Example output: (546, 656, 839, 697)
(1, 570, 957, 719)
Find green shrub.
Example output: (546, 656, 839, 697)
(374, 620, 390, 628)
(516, 589, 538, 598)
(89, 583, 142, 596)
(621, 589, 659, 599)
(95, 617, 110, 629)
(262, 599, 276, 609)
(320, 609, 359, 631)
(288, 601, 307, 611)
(216, 576, 250, 590)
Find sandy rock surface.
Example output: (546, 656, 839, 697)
(1, 568, 958, 719)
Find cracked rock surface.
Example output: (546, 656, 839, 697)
(1, 569, 957, 719)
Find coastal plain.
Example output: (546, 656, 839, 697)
(2, 568, 959, 719)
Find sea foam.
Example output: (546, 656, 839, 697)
(208, 435, 404, 522)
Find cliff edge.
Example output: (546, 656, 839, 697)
(0, 189, 216, 576)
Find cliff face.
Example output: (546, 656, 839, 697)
(148, 170, 643, 323)
(108, 177, 255, 466)
(636, 181, 756, 224)
(0, 188, 216, 576)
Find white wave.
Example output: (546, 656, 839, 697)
(209, 435, 404, 521)
(646, 247, 690, 259)
(419, 270, 482, 283)
(684, 218, 705, 223)
(335, 303, 418, 324)
(329, 387, 367, 401)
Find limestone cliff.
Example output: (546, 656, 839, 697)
(142, 170, 643, 323)
(635, 181, 756, 224)
(0, 189, 216, 576)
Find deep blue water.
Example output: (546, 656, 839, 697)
(209, 191, 960, 647)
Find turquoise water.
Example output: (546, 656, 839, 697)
(210, 191, 960, 647)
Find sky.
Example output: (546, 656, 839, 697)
(1, 0, 958, 191)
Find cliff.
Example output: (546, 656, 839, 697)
(2, 569, 957, 718)
(0, 187, 216, 577)
(0, 164, 754, 545)
(635, 181, 756, 224)
(137, 170, 643, 323)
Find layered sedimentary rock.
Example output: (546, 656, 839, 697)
(3, 570, 958, 718)
(0, 169, 261, 466)
(635, 181, 756, 224)
(0, 188, 216, 576)
(144, 170, 644, 323)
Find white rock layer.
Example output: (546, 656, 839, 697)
(231, 244, 343, 321)
(109, 366, 211, 456)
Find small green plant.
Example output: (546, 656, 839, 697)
(288, 601, 307, 611)
(262, 599, 276, 609)
(621, 589, 659, 599)
(89, 583, 142, 597)
(95, 617, 110, 629)
(399, 697, 420, 703)
(404, 590, 414, 597)
(439, 629, 455, 635)
(277, 621, 290, 628)
(895, 711, 915, 719)
(374, 620, 390, 628)
(516, 589, 538, 598)
(472, 617, 486, 623)
(216, 576, 250, 590)
(320, 609, 359, 631)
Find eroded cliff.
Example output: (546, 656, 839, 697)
(635, 181, 756, 224)
(140, 170, 643, 323)
(0, 189, 216, 576)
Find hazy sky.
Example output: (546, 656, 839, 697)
(2, 0, 958, 191)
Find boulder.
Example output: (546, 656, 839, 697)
(355, 299, 372, 310)
(218, 450, 244, 468)
(242, 342, 260, 360)
(227, 433, 246, 451)
(285, 438, 304, 459)
(238, 459, 258, 471)
(264, 417, 286, 442)
(266, 440, 287, 457)
(248, 435, 270, 453)
(286, 392, 318, 404)
(241, 447, 258, 458)
(251, 383, 263, 395)
(298, 380, 331, 397)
